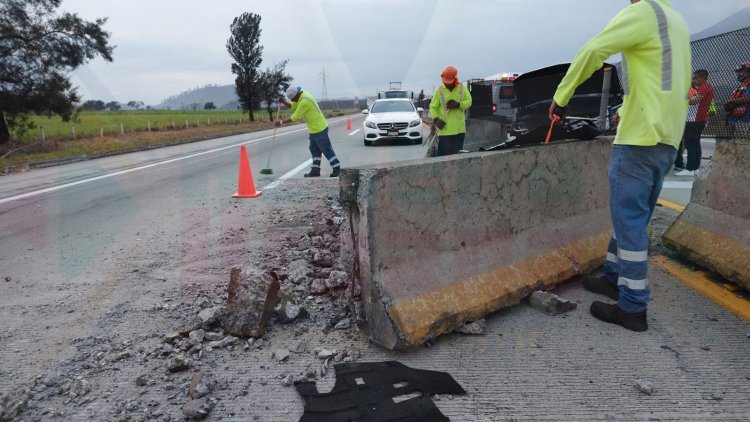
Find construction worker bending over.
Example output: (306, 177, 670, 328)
(277, 86, 341, 177)
(429, 65, 472, 156)
(549, 0, 690, 332)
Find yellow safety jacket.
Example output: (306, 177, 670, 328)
(429, 83, 473, 136)
(553, 0, 690, 148)
(290, 91, 328, 134)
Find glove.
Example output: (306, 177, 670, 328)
(433, 118, 446, 130)
(551, 105, 567, 122)
(446, 100, 460, 110)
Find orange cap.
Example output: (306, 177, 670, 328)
(441, 65, 459, 85)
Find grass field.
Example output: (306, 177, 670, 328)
(11, 109, 294, 142)
(1, 109, 355, 170)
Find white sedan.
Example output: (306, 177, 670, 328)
(362, 99, 424, 146)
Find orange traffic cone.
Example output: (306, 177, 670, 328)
(346, 118, 352, 130)
(232, 145, 261, 198)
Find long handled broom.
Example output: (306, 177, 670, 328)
(260, 105, 282, 175)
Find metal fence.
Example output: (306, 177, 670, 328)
(689, 26, 749, 139)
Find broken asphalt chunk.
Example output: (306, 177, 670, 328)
(295, 361, 466, 422)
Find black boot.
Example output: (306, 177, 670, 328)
(590, 301, 648, 332)
(330, 167, 340, 178)
(304, 170, 320, 178)
(581, 273, 619, 301)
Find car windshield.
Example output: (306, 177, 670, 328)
(384, 91, 408, 98)
(371, 101, 414, 113)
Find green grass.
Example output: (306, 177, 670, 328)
(12, 109, 292, 142)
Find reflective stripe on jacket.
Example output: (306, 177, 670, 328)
(429, 83, 472, 136)
(553, 0, 691, 148)
(290, 91, 328, 134)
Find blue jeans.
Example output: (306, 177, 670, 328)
(437, 133, 465, 156)
(308, 128, 340, 174)
(603, 144, 677, 313)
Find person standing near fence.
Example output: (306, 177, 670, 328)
(675, 69, 713, 176)
(429, 65, 472, 156)
(548, 0, 690, 332)
(276, 86, 341, 178)
(724, 61, 750, 138)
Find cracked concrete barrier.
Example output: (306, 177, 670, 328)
(663, 139, 750, 292)
(340, 138, 613, 350)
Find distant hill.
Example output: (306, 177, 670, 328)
(691, 7, 750, 41)
(157, 84, 239, 110)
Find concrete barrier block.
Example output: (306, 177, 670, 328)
(663, 139, 750, 291)
(341, 138, 613, 349)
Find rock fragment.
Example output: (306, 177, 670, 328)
(182, 397, 212, 420)
(456, 319, 487, 335)
(220, 267, 280, 338)
(635, 379, 654, 395)
(168, 355, 192, 373)
(529, 290, 578, 315)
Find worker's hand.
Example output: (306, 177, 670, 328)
(548, 101, 567, 122)
(278, 96, 289, 106)
(611, 112, 620, 127)
(446, 99, 460, 110)
(433, 118, 446, 130)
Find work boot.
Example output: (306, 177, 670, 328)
(581, 273, 619, 301)
(304, 171, 320, 178)
(590, 301, 648, 332)
(330, 168, 340, 178)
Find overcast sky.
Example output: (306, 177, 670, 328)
(63, 0, 747, 106)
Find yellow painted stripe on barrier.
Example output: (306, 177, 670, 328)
(657, 198, 686, 213)
(653, 255, 750, 323)
(388, 231, 611, 345)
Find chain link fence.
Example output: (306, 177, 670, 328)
(691, 26, 750, 139)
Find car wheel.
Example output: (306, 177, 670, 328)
(364, 139, 373, 146)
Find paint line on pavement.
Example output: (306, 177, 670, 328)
(263, 159, 313, 191)
(662, 180, 694, 189)
(653, 256, 750, 323)
(0, 116, 354, 205)
(348, 128, 361, 136)
(657, 198, 686, 212)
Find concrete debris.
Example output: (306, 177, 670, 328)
(168, 355, 192, 373)
(291, 340, 308, 354)
(281, 374, 294, 387)
(204, 331, 224, 342)
(326, 271, 348, 289)
(197, 307, 222, 326)
(182, 397, 212, 420)
(334, 318, 351, 330)
(272, 349, 291, 362)
(456, 319, 487, 335)
(310, 279, 328, 295)
(220, 267, 280, 338)
(277, 296, 308, 323)
(189, 373, 210, 399)
(178, 316, 204, 335)
(207, 337, 237, 350)
(287, 259, 311, 284)
(135, 375, 148, 387)
(188, 329, 205, 345)
(317, 349, 336, 359)
(165, 331, 182, 343)
(529, 290, 578, 316)
(635, 379, 654, 395)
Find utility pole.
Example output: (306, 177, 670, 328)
(320, 67, 328, 101)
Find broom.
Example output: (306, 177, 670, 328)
(260, 104, 282, 175)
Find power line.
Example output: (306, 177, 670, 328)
(320, 67, 328, 101)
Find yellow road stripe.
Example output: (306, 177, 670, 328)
(657, 198, 686, 213)
(653, 255, 750, 322)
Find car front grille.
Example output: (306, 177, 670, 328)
(377, 122, 409, 130)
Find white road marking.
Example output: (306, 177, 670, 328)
(0, 117, 354, 205)
(662, 181, 694, 189)
(263, 159, 313, 190)
(348, 128, 361, 136)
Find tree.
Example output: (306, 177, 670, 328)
(126, 100, 144, 110)
(259, 60, 292, 121)
(188, 102, 200, 111)
(80, 100, 106, 111)
(0, 0, 114, 143)
(204, 102, 216, 110)
(106, 101, 120, 111)
(226, 13, 263, 122)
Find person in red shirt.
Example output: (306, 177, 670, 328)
(675, 69, 714, 176)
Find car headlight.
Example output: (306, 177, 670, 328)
(409, 119, 421, 127)
(365, 120, 377, 129)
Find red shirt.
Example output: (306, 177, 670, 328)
(693, 82, 714, 122)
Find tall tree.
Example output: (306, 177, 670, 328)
(0, 0, 114, 143)
(259, 60, 292, 121)
(226, 13, 263, 122)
